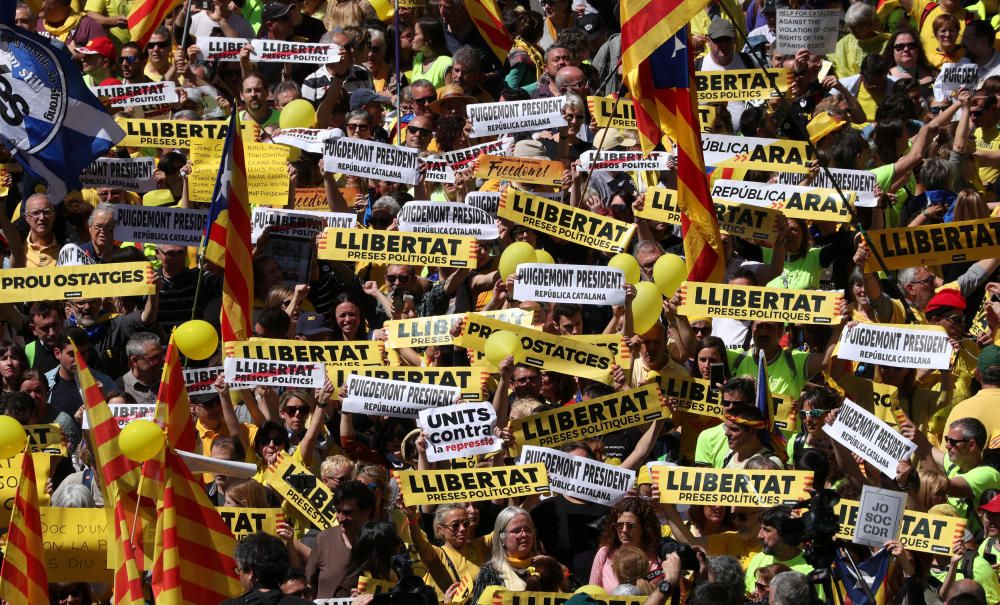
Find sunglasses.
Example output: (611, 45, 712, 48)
(284, 405, 309, 416)
(440, 519, 471, 532)
(894, 42, 918, 51)
(148, 40, 170, 49)
(412, 96, 435, 105)
(615, 521, 639, 530)
(930, 106, 947, 115)
(941, 314, 966, 324)
(408, 125, 433, 136)
(945, 436, 971, 447)
(799, 409, 830, 418)
(386, 274, 410, 282)
(347, 123, 370, 131)
(120, 55, 140, 64)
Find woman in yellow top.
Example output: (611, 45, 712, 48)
(407, 503, 492, 601)
(411, 18, 452, 89)
(926, 13, 965, 68)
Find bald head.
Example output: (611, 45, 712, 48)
(945, 579, 986, 605)
(555, 66, 588, 96)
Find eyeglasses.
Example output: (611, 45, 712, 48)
(386, 274, 410, 282)
(799, 409, 830, 418)
(721, 398, 742, 407)
(26, 209, 54, 218)
(506, 526, 534, 535)
(945, 436, 971, 447)
(930, 105, 947, 115)
(263, 434, 287, 446)
(615, 521, 639, 530)
(692, 325, 712, 333)
(894, 42, 918, 51)
(91, 222, 115, 232)
(940, 314, 966, 325)
(120, 55, 140, 64)
(910, 275, 936, 288)
(563, 113, 585, 122)
(440, 519, 471, 532)
(347, 123, 370, 131)
(408, 125, 433, 136)
(148, 40, 170, 49)
(283, 405, 309, 416)
(412, 96, 435, 105)
(322, 473, 351, 483)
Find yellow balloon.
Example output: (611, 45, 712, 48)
(484, 330, 520, 367)
(653, 253, 687, 297)
(633, 281, 663, 334)
(0, 416, 26, 459)
(278, 99, 317, 129)
(535, 249, 554, 264)
(499, 242, 537, 279)
(174, 320, 219, 361)
(608, 253, 641, 285)
(119, 420, 165, 463)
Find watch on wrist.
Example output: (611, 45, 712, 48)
(657, 580, 672, 595)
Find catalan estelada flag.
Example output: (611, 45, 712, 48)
(834, 547, 892, 605)
(463, 0, 514, 63)
(0, 447, 47, 605)
(128, 0, 183, 48)
(152, 447, 242, 604)
(621, 16, 724, 283)
(205, 110, 253, 343)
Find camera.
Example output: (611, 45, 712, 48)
(659, 539, 699, 571)
(792, 449, 841, 570)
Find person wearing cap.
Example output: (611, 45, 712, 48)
(689, 0, 745, 55)
(696, 19, 753, 127)
(978, 493, 1000, 566)
(247, 2, 314, 85)
(921, 289, 979, 405)
(78, 37, 116, 89)
(447, 46, 494, 103)
(832, 3, 890, 81)
(943, 343, 1000, 452)
(350, 89, 391, 142)
(429, 84, 475, 118)
(39, 0, 103, 47)
(296, 312, 335, 341)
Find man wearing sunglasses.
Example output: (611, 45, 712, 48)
(695, 377, 756, 467)
(117, 43, 150, 84)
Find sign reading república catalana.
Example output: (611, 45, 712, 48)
(637, 187, 779, 246)
(113, 204, 208, 247)
(518, 445, 635, 506)
(514, 263, 625, 305)
(81, 157, 157, 192)
(396, 201, 499, 239)
(467, 97, 566, 137)
(836, 323, 953, 370)
(323, 136, 420, 185)
(823, 399, 917, 478)
(343, 374, 460, 418)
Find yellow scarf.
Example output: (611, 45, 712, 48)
(509, 37, 544, 80)
(507, 555, 534, 569)
(44, 12, 82, 42)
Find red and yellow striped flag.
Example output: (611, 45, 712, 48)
(156, 333, 198, 451)
(204, 111, 253, 342)
(128, 0, 183, 49)
(153, 447, 242, 604)
(463, 0, 514, 63)
(0, 448, 47, 605)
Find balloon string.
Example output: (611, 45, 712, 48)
(129, 465, 146, 547)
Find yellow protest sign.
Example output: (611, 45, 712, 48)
(384, 308, 532, 349)
(225, 337, 384, 367)
(658, 466, 813, 507)
(587, 96, 636, 129)
(39, 507, 112, 582)
(473, 154, 564, 187)
(455, 313, 615, 383)
(679, 281, 844, 325)
(397, 463, 549, 506)
(703, 134, 813, 173)
(326, 366, 489, 400)
(639, 187, 779, 245)
(317, 228, 478, 268)
(291, 186, 361, 211)
(863, 216, 1000, 272)
(26, 424, 65, 455)
(190, 139, 289, 206)
(697, 105, 718, 132)
(499, 189, 637, 254)
(711, 179, 854, 222)
(500, 591, 647, 605)
(575, 333, 633, 370)
(834, 499, 965, 554)
(358, 575, 396, 594)
(264, 453, 338, 530)
(0, 454, 51, 519)
(659, 372, 727, 419)
(116, 118, 230, 147)
(217, 507, 282, 541)
(511, 384, 664, 448)
(0, 262, 155, 304)
(695, 69, 791, 103)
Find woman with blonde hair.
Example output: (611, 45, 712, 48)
(320, 454, 355, 491)
(325, 0, 366, 31)
(951, 188, 990, 223)
(224, 479, 272, 508)
(610, 546, 655, 596)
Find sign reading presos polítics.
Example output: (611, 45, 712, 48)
(679, 281, 843, 325)
(95, 81, 178, 108)
(420, 155, 454, 183)
(467, 96, 567, 137)
(183, 365, 224, 396)
(113, 204, 208, 247)
(317, 228, 477, 268)
(80, 157, 157, 192)
(823, 399, 917, 478)
(514, 263, 625, 305)
(836, 323, 953, 370)
(702, 133, 813, 172)
(466, 192, 501, 216)
(443, 136, 514, 170)
(776, 9, 841, 55)
(251, 207, 356, 243)
(518, 445, 635, 506)
(712, 178, 854, 222)
(223, 357, 326, 390)
(418, 401, 501, 462)
(854, 485, 907, 548)
(322, 136, 419, 185)
(396, 201, 499, 239)
(271, 128, 337, 154)
(588, 96, 636, 129)
(777, 168, 877, 208)
(201, 37, 250, 61)
(343, 374, 460, 418)
(935, 63, 978, 100)
(249, 39, 341, 63)
(695, 69, 791, 103)
(578, 150, 671, 172)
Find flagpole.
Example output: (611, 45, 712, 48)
(179, 0, 195, 48)
(711, 3, 915, 320)
(393, 0, 401, 145)
(129, 467, 146, 546)
(580, 58, 625, 199)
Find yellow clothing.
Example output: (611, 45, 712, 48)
(690, 0, 746, 40)
(196, 417, 260, 460)
(25, 233, 59, 268)
(82, 189, 141, 206)
(706, 532, 763, 569)
(831, 33, 890, 78)
(944, 387, 1000, 448)
(926, 47, 966, 70)
(42, 12, 82, 42)
(912, 0, 969, 60)
(411, 524, 492, 599)
(83, 0, 133, 45)
(975, 123, 1000, 186)
(918, 338, 978, 422)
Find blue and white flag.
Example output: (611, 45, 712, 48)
(0, 7, 124, 203)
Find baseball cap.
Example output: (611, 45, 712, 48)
(923, 288, 965, 315)
(513, 139, 549, 159)
(350, 89, 391, 111)
(262, 2, 292, 22)
(190, 391, 221, 405)
(297, 312, 333, 337)
(763, 0, 777, 14)
(980, 492, 1000, 513)
(575, 13, 605, 39)
(79, 37, 116, 61)
(707, 18, 737, 40)
(594, 127, 638, 150)
(979, 344, 1000, 374)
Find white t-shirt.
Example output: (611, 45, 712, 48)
(699, 51, 749, 128)
(189, 11, 255, 49)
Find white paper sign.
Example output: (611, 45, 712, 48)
(823, 399, 917, 477)
(223, 357, 325, 390)
(466, 192, 500, 216)
(776, 9, 841, 55)
(854, 485, 907, 547)
(934, 63, 978, 101)
(420, 155, 454, 183)
(251, 207, 356, 243)
(518, 445, 635, 506)
(778, 168, 877, 208)
(578, 150, 671, 172)
(81, 403, 155, 430)
(343, 375, 460, 418)
(81, 157, 157, 193)
(271, 128, 337, 154)
(250, 39, 341, 63)
(702, 133, 811, 168)
(836, 323, 953, 370)
(418, 401, 501, 462)
(114, 204, 209, 247)
(201, 36, 250, 61)
(467, 97, 567, 138)
(95, 81, 179, 108)
(514, 263, 625, 305)
(712, 178, 851, 221)
(443, 137, 514, 170)
(397, 202, 499, 239)
(183, 365, 224, 396)
(322, 137, 419, 185)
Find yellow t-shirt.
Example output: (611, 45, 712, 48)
(975, 123, 1000, 186)
(912, 0, 969, 59)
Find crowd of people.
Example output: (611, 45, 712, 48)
(4, 0, 1000, 602)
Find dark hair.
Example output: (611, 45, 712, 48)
(557, 440, 595, 458)
(759, 505, 802, 544)
(120, 41, 146, 57)
(951, 417, 988, 450)
(513, 10, 544, 43)
(727, 402, 764, 424)
(730, 267, 759, 285)
(331, 293, 368, 340)
(552, 303, 583, 323)
(500, 87, 531, 102)
(49, 583, 93, 605)
(687, 582, 740, 605)
(881, 28, 930, 75)
(689, 504, 734, 534)
(252, 421, 290, 455)
(334, 480, 377, 512)
(874, 93, 915, 122)
(234, 532, 290, 589)
(798, 385, 840, 411)
(435, 114, 470, 152)
(415, 18, 449, 57)
(556, 27, 587, 59)
(0, 340, 27, 372)
(55, 327, 88, 351)
(28, 300, 64, 322)
(860, 54, 888, 82)
(873, 117, 906, 164)
(739, 105, 767, 137)
(211, 435, 247, 462)
(256, 307, 291, 338)
(3, 391, 36, 424)
(598, 497, 661, 551)
(721, 377, 756, 403)
(830, 128, 868, 169)
(696, 336, 729, 380)
(346, 521, 403, 579)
